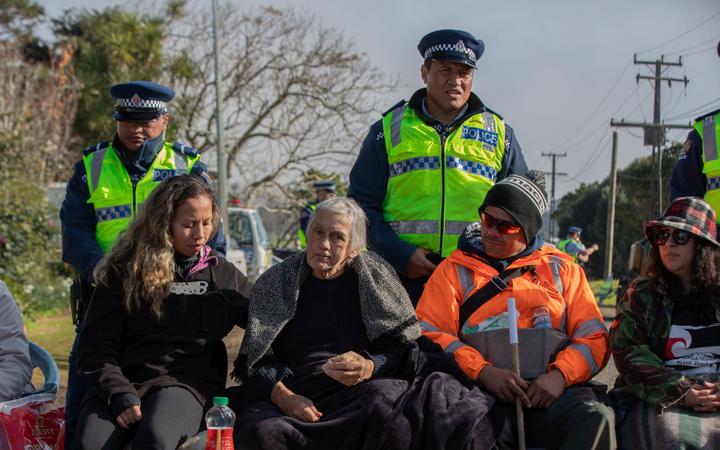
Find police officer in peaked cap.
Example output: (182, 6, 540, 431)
(348, 29, 529, 304)
(298, 179, 337, 249)
(59, 80, 225, 446)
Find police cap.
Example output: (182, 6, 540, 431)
(568, 226, 582, 235)
(313, 180, 336, 193)
(417, 29, 484, 69)
(110, 81, 175, 123)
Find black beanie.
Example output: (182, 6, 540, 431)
(479, 170, 548, 243)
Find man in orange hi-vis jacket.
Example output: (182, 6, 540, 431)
(416, 170, 615, 450)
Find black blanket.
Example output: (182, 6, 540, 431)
(229, 338, 497, 450)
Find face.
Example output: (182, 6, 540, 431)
(421, 61, 474, 117)
(480, 206, 527, 259)
(316, 190, 335, 202)
(116, 114, 169, 151)
(306, 210, 357, 279)
(171, 195, 215, 257)
(655, 226, 696, 283)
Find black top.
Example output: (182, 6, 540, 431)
(77, 252, 251, 414)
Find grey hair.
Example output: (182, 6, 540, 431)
(307, 197, 367, 254)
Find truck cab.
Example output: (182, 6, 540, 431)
(226, 206, 273, 282)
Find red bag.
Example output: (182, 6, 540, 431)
(0, 394, 64, 450)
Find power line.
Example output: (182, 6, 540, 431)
(664, 32, 720, 57)
(664, 97, 720, 121)
(636, 11, 720, 54)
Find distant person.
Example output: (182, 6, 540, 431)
(558, 226, 599, 265)
(297, 180, 336, 249)
(348, 29, 528, 305)
(0, 280, 33, 402)
(669, 107, 720, 232)
(416, 172, 614, 450)
(59, 80, 224, 446)
(74, 176, 250, 450)
(611, 196, 720, 448)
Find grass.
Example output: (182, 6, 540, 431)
(26, 312, 75, 405)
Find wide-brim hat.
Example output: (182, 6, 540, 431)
(644, 196, 720, 247)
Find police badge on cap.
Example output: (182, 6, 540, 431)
(110, 81, 175, 122)
(417, 29, 485, 69)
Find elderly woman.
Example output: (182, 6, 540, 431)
(75, 175, 251, 450)
(610, 196, 720, 449)
(230, 197, 497, 449)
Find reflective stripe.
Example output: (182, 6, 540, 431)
(445, 221, 474, 235)
(388, 220, 439, 234)
(174, 151, 187, 174)
(389, 156, 442, 177)
(446, 156, 498, 181)
(456, 266, 475, 302)
(548, 256, 564, 294)
(707, 176, 720, 192)
(573, 318, 608, 338)
(570, 343, 600, 375)
(703, 116, 717, 162)
(481, 112, 497, 152)
(390, 104, 405, 147)
(95, 204, 132, 222)
(444, 340, 466, 354)
(559, 304, 568, 333)
(90, 147, 109, 191)
(419, 320, 440, 333)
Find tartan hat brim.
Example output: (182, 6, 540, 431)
(645, 216, 720, 247)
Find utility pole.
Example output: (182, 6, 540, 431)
(212, 0, 229, 237)
(541, 152, 567, 241)
(604, 131, 618, 279)
(610, 54, 691, 217)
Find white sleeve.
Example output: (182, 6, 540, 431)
(0, 281, 33, 401)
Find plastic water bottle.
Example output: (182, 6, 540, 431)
(531, 306, 552, 328)
(205, 396, 235, 450)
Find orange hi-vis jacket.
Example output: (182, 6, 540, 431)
(416, 244, 609, 386)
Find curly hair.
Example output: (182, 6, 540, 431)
(94, 175, 220, 317)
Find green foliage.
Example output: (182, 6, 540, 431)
(52, 7, 167, 145)
(555, 145, 680, 279)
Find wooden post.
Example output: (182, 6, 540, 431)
(507, 297, 526, 450)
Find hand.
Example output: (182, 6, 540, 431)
(322, 351, 374, 386)
(526, 369, 566, 408)
(116, 405, 142, 429)
(271, 381, 323, 422)
(476, 365, 531, 407)
(591, 244, 600, 251)
(686, 382, 720, 413)
(406, 248, 437, 279)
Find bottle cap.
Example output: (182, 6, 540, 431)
(213, 396, 229, 406)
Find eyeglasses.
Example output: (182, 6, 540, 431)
(481, 212, 522, 234)
(653, 228, 692, 246)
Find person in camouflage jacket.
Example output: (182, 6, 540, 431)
(610, 197, 720, 449)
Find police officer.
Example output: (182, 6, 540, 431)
(348, 29, 528, 304)
(297, 180, 336, 249)
(557, 226, 599, 265)
(59, 80, 224, 446)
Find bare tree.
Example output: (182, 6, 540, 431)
(165, 4, 397, 210)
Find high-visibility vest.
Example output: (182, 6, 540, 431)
(696, 113, 720, 223)
(557, 238, 578, 262)
(83, 141, 199, 253)
(381, 104, 506, 257)
(297, 203, 317, 249)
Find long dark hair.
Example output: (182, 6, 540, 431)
(94, 175, 220, 317)
(644, 232, 720, 319)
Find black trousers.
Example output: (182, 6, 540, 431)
(74, 386, 204, 450)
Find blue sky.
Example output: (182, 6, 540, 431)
(39, 0, 720, 199)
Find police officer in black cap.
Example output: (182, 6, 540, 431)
(59, 80, 225, 446)
(348, 29, 528, 304)
(297, 180, 336, 249)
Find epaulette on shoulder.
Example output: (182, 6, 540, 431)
(381, 100, 406, 117)
(172, 142, 200, 157)
(483, 106, 504, 121)
(694, 108, 720, 123)
(82, 141, 109, 156)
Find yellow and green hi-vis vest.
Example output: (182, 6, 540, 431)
(83, 141, 200, 253)
(381, 104, 506, 257)
(697, 113, 720, 223)
(297, 203, 317, 249)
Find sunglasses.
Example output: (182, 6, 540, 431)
(653, 228, 692, 246)
(481, 212, 522, 234)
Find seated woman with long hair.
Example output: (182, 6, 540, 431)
(610, 196, 720, 449)
(75, 175, 251, 450)
(230, 197, 497, 450)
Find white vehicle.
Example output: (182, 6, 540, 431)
(226, 206, 274, 282)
